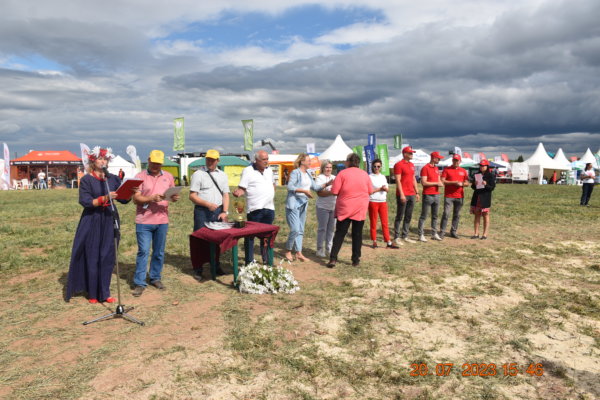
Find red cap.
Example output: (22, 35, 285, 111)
(402, 146, 416, 154)
(452, 154, 462, 161)
(479, 159, 490, 166)
(430, 151, 443, 160)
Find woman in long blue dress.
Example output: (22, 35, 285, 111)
(65, 147, 128, 303)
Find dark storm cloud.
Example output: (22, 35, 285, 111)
(163, 2, 600, 151)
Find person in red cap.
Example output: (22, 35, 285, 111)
(470, 159, 496, 240)
(439, 154, 470, 239)
(417, 151, 444, 242)
(393, 146, 420, 244)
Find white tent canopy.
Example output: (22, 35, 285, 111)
(552, 148, 572, 169)
(107, 155, 137, 178)
(438, 156, 475, 167)
(579, 148, 599, 169)
(525, 143, 570, 184)
(318, 134, 354, 162)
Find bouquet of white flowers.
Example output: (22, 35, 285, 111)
(236, 261, 300, 294)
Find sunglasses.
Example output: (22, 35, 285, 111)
(373, 165, 382, 169)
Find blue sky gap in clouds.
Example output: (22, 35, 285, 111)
(159, 5, 386, 51)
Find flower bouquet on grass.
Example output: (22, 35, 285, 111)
(236, 261, 300, 294)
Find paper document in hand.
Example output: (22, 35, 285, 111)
(474, 173, 485, 189)
(163, 186, 183, 201)
(115, 179, 143, 200)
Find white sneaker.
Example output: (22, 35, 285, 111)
(431, 233, 442, 241)
(403, 237, 416, 244)
(393, 238, 404, 246)
(418, 235, 428, 242)
(316, 249, 326, 258)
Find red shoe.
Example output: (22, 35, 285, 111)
(105, 297, 116, 303)
(88, 298, 98, 304)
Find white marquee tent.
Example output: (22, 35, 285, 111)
(318, 134, 354, 162)
(552, 148, 572, 170)
(579, 148, 599, 169)
(525, 143, 570, 184)
(107, 155, 137, 178)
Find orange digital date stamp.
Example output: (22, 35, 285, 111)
(409, 362, 544, 377)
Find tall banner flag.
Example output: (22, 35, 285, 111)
(394, 135, 402, 149)
(364, 145, 376, 174)
(80, 143, 90, 170)
(2, 143, 9, 190)
(126, 145, 142, 172)
(501, 153, 509, 162)
(464, 152, 472, 159)
(173, 117, 185, 151)
(494, 156, 502, 163)
(368, 134, 376, 147)
(479, 152, 487, 161)
(306, 143, 316, 153)
(376, 144, 390, 176)
(352, 145, 365, 170)
(242, 119, 254, 151)
(473, 153, 481, 163)
(454, 146, 462, 156)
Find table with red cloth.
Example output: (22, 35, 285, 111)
(189, 221, 280, 283)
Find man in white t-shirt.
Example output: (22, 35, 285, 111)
(37, 171, 48, 189)
(233, 150, 275, 264)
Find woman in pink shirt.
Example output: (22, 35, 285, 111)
(327, 153, 372, 268)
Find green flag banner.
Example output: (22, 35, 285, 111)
(376, 144, 390, 176)
(352, 145, 365, 170)
(242, 119, 254, 151)
(173, 117, 185, 151)
(394, 134, 402, 149)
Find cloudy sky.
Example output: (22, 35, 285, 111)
(1, 0, 599, 160)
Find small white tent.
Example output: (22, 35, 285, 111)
(108, 155, 137, 178)
(552, 148, 572, 170)
(524, 143, 570, 184)
(579, 148, 599, 169)
(318, 135, 354, 162)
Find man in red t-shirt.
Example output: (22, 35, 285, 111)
(439, 154, 470, 239)
(393, 146, 420, 244)
(417, 151, 444, 242)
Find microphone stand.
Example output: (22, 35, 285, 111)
(83, 169, 144, 326)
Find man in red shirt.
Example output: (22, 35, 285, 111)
(439, 154, 470, 239)
(417, 151, 444, 242)
(393, 146, 420, 244)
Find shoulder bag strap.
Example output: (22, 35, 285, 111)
(206, 170, 223, 196)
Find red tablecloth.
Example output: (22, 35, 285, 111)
(189, 221, 280, 269)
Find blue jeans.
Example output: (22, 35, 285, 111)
(245, 208, 275, 264)
(134, 224, 169, 287)
(194, 205, 223, 231)
(286, 203, 308, 252)
(38, 179, 47, 189)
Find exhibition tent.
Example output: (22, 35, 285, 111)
(524, 143, 570, 184)
(552, 148, 572, 170)
(579, 148, 599, 169)
(318, 135, 354, 162)
(10, 150, 82, 186)
(188, 156, 250, 187)
(107, 155, 137, 178)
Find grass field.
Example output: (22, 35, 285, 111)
(0, 184, 599, 400)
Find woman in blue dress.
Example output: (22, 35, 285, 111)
(284, 153, 330, 262)
(65, 147, 129, 303)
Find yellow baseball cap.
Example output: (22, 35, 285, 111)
(206, 149, 220, 159)
(149, 150, 164, 164)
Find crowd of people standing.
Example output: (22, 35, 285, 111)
(65, 145, 497, 304)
